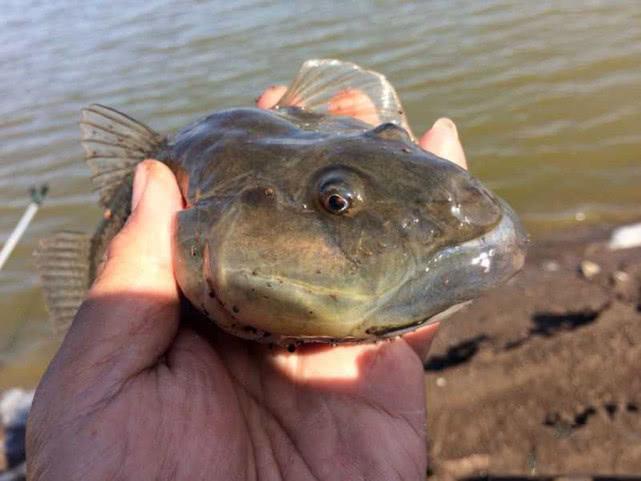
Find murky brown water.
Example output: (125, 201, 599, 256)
(1, 0, 641, 388)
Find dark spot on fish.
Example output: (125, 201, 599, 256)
(287, 344, 296, 353)
(252, 270, 258, 276)
(206, 278, 216, 298)
(398, 110, 403, 115)
(232, 305, 239, 313)
(243, 187, 275, 206)
(316, 269, 321, 274)
(330, 294, 338, 302)
(266, 282, 272, 288)
(206, 278, 225, 307)
(308, 310, 313, 315)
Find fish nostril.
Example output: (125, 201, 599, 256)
(451, 184, 502, 228)
(242, 186, 277, 206)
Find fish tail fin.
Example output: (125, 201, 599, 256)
(34, 232, 92, 335)
(80, 104, 167, 208)
(276, 59, 412, 135)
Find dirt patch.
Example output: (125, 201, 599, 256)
(425, 227, 641, 478)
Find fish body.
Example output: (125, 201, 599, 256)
(37, 59, 527, 345)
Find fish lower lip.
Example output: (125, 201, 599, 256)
(364, 203, 527, 332)
(365, 302, 471, 337)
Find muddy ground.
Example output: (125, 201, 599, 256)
(425, 224, 641, 479)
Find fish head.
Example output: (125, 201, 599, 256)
(173, 110, 527, 344)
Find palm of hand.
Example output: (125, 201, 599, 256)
(30, 320, 429, 481)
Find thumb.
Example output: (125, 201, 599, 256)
(93, 159, 182, 301)
(59, 160, 183, 382)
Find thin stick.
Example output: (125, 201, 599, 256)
(0, 185, 48, 271)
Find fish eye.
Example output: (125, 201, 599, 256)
(315, 166, 365, 216)
(322, 188, 352, 215)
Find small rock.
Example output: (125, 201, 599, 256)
(612, 270, 630, 283)
(579, 260, 601, 279)
(608, 222, 641, 250)
(610, 270, 637, 302)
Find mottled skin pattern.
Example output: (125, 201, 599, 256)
(149, 106, 524, 344)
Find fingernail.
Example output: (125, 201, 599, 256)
(131, 161, 150, 211)
(432, 117, 458, 136)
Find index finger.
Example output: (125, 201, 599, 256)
(418, 118, 468, 170)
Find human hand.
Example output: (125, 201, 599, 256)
(27, 90, 467, 481)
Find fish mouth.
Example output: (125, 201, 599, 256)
(361, 199, 527, 334)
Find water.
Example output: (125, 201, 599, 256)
(1, 0, 641, 388)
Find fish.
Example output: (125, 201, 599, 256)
(36, 59, 527, 346)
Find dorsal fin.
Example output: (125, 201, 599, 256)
(80, 104, 166, 208)
(276, 59, 413, 137)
